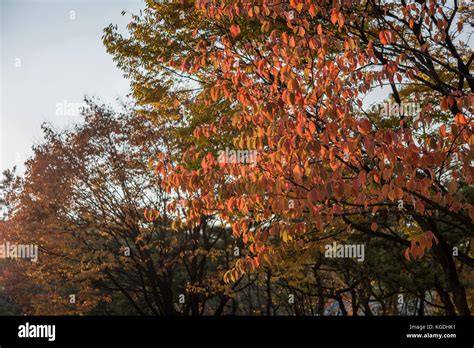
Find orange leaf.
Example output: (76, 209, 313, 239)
(230, 24, 241, 38)
(317, 24, 323, 36)
(288, 78, 299, 91)
(379, 30, 393, 45)
(330, 9, 338, 25)
(439, 124, 446, 137)
(210, 87, 219, 101)
(455, 113, 467, 125)
(289, 36, 296, 47)
(147, 158, 154, 171)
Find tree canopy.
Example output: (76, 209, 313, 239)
(0, 0, 472, 316)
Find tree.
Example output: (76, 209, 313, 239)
(103, 0, 473, 315)
(2, 99, 244, 315)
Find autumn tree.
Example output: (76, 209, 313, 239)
(103, 0, 473, 315)
(2, 99, 248, 315)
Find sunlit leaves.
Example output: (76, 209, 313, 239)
(405, 231, 439, 261)
(230, 24, 241, 38)
(143, 208, 160, 222)
(106, 0, 474, 280)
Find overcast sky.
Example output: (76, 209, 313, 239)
(0, 0, 144, 174)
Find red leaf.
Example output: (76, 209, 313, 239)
(230, 24, 241, 38)
(317, 24, 323, 36)
(439, 124, 446, 137)
(404, 248, 411, 261)
(455, 113, 467, 125)
(358, 118, 372, 135)
(330, 9, 338, 25)
(379, 30, 393, 45)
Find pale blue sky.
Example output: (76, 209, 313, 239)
(0, 0, 144, 174)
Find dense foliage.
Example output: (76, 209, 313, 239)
(0, 0, 472, 315)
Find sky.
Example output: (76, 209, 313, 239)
(0, 0, 145, 174)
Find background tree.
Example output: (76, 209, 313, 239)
(2, 99, 247, 315)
